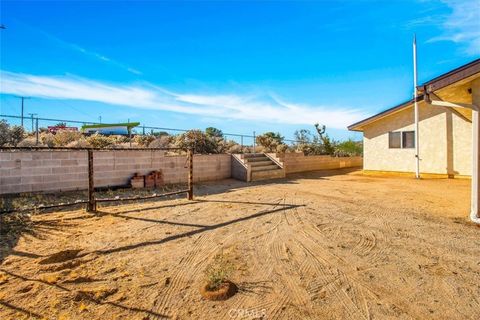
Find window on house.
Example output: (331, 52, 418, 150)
(389, 132, 401, 148)
(402, 131, 415, 148)
(389, 131, 415, 149)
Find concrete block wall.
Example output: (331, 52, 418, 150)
(276, 153, 363, 174)
(0, 150, 231, 195)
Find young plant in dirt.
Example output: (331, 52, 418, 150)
(200, 253, 237, 300)
(205, 253, 234, 290)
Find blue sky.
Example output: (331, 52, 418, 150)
(0, 0, 479, 141)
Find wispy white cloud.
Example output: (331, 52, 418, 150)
(68, 42, 143, 75)
(415, 0, 480, 55)
(21, 22, 142, 75)
(0, 71, 367, 129)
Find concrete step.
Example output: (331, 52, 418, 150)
(249, 160, 274, 167)
(251, 164, 279, 171)
(243, 153, 267, 159)
(251, 168, 286, 181)
(245, 157, 271, 163)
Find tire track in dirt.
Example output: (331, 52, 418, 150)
(151, 231, 216, 318)
(239, 206, 289, 318)
(156, 199, 283, 319)
(228, 198, 302, 319)
(258, 197, 328, 318)
(285, 198, 373, 320)
(295, 236, 370, 320)
(294, 198, 444, 319)
(351, 231, 378, 260)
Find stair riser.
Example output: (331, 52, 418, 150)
(251, 165, 279, 171)
(251, 169, 286, 181)
(245, 157, 270, 162)
(249, 161, 274, 167)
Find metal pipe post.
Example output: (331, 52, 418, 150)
(187, 148, 193, 200)
(87, 150, 97, 212)
(35, 118, 39, 145)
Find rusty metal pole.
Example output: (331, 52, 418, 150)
(87, 149, 97, 212)
(187, 148, 193, 200)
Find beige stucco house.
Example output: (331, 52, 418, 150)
(349, 58, 480, 223)
(349, 59, 479, 177)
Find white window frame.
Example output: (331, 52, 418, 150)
(389, 130, 415, 149)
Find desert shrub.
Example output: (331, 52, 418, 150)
(293, 129, 317, 154)
(334, 139, 363, 157)
(40, 132, 55, 147)
(8, 126, 26, 147)
(66, 138, 90, 148)
(174, 130, 218, 154)
(149, 135, 173, 148)
(0, 120, 10, 146)
(17, 137, 38, 147)
(226, 143, 243, 154)
(86, 134, 115, 148)
(276, 144, 288, 153)
(53, 130, 83, 147)
(134, 134, 155, 147)
(256, 132, 287, 153)
(204, 253, 234, 291)
(105, 135, 127, 145)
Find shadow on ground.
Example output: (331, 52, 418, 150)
(0, 168, 360, 263)
(93, 199, 304, 256)
(0, 268, 169, 319)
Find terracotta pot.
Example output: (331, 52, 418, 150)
(131, 176, 144, 189)
(154, 170, 164, 187)
(145, 173, 155, 188)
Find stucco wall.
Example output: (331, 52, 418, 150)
(362, 101, 472, 176)
(0, 150, 231, 194)
(276, 153, 363, 174)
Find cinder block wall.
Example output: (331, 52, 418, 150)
(0, 150, 231, 194)
(277, 153, 363, 174)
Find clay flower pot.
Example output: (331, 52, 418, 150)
(200, 281, 237, 301)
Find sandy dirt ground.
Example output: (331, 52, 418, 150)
(0, 169, 479, 320)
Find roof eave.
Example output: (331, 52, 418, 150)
(347, 97, 420, 132)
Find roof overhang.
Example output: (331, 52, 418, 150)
(347, 96, 422, 132)
(349, 58, 480, 132)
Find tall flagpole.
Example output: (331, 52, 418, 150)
(413, 34, 420, 179)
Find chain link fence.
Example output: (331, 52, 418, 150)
(0, 113, 300, 150)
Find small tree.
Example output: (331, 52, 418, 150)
(152, 131, 169, 137)
(256, 132, 286, 153)
(294, 129, 312, 144)
(0, 120, 9, 146)
(9, 126, 25, 147)
(205, 127, 223, 138)
(314, 124, 335, 155)
(335, 139, 363, 157)
(175, 130, 217, 154)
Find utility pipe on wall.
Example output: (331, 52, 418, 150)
(413, 35, 420, 179)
